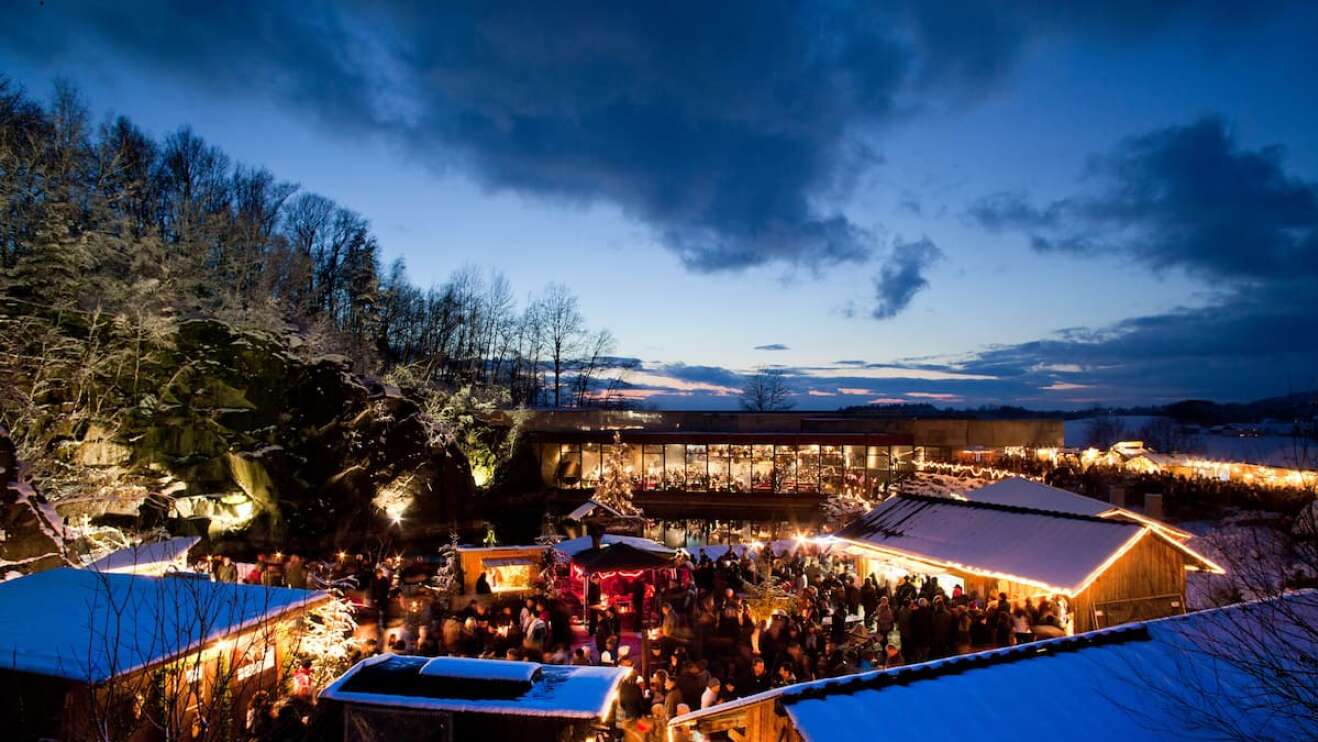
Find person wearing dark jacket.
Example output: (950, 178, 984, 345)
(738, 657, 772, 697)
(617, 658, 645, 720)
(908, 598, 933, 663)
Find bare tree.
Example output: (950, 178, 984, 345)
(1083, 410, 1128, 449)
(537, 283, 584, 408)
(739, 368, 795, 411)
(1137, 416, 1202, 453)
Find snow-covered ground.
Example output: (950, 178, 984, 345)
(1065, 416, 1314, 468)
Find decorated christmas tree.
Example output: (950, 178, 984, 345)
(593, 431, 641, 517)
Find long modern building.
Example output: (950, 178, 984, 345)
(507, 411, 1063, 542)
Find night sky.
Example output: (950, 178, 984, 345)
(5, 2, 1318, 409)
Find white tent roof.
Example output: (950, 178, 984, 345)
(84, 536, 200, 574)
(552, 534, 675, 558)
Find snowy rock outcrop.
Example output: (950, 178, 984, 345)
(19, 319, 476, 553)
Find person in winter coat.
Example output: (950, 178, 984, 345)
(875, 595, 895, 637)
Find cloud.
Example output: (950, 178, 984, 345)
(968, 117, 1318, 283)
(871, 238, 944, 319)
(957, 115, 1318, 404)
(833, 359, 867, 366)
(7, 3, 1294, 278)
(905, 392, 963, 401)
(753, 344, 790, 351)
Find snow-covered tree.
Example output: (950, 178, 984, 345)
(593, 431, 640, 516)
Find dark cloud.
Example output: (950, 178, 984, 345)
(969, 117, 1318, 282)
(950, 285, 1318, 403)
(653, 363, 746, 390)
(753, 344, 790, 352)
(6, 2, 1294, 277)
(834, 360, 867, 366)
(871, 238, 943, 319)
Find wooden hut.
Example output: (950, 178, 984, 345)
(0, 567, 328, 740)
(456, 545, 548, 595)
(669, 594, 1316, 741)
(320, 655, 629, 741)
(836, 494, 1222, 632)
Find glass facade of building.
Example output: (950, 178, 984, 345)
(541, 439, 914, 498)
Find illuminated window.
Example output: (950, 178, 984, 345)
(686, 444, 709, 491)
(821, 445, 843, 495)
(730, 445, 752, 493)
(797, 444, 820, 492)
(843, 445, 867, 497)
(709, 444, 730, 491)
(622, 441, 642, 488)
(773, 445, 797, 493)
(752, 445, 774, 491)
(643, 444, 664, 490)
(559, 444, 582, 488)
(866, 446, 890, 497)
(582, 442, 602, 488)
(665, 444, 686, 489)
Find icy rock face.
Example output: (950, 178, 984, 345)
(49, 319, 476, 550)
(0, 429, 67, 574)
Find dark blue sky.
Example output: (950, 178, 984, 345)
(5, 1, 1318, 409)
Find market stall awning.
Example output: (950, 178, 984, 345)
(482, 557, 537, 568)
(572, 543, 674, 573)
(553, 534, 675, 558)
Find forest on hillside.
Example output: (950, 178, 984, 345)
(0, 79, 628, 449)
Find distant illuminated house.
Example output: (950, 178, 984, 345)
(508, 410, 1063, 541)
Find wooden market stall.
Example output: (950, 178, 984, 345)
(0, 567, 328, 740)
(669, 594, 1315, 741)
(835, 494, 1223, 633)
(456, 545, 548, 595)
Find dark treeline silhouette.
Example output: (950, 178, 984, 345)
(0, 79, 621, 408)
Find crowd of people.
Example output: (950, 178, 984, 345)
(196, 538, 1079, 741)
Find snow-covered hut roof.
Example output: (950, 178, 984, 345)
(965, 478, 1193, 540)
(0, 567, 327, 684)
(671, 592, 1317, 741)
(321, 654, 629, 720)
(963, 478, 1110, 516)
(836, 495, 1218, 594)
(83, 536, 201, 576)
(552, 534, 675, 558)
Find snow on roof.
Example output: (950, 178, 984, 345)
(671, 593, 1317, 739)
(0, 567, 326, 683)
(776, 593, 1318, 741)
(84, 536, 201, 575)
(836, 494, 1146, 594)
(965, 478, 1194, 541)
(964, 478, 1111, 517)
(552, 534, 675, 558)
(418, 656, 540, 683)
(322, 654, 629, 720)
